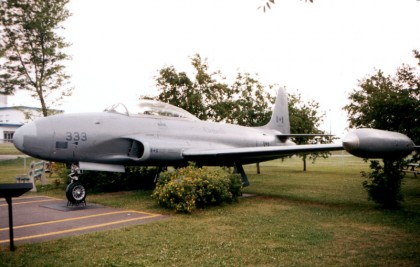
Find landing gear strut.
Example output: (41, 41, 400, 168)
(234, 162, 250, 187)
(66, 164, 86, 206)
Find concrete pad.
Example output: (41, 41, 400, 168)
(40, 202, 105, 212)
(0, 196, 167, 247)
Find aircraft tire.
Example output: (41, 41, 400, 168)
(66, 181, 87, 204)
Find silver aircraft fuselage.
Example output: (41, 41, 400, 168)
(13, 111, 293, 167)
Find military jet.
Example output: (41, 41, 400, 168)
(13, 89, 416, 204)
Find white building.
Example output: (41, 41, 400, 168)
(0, 95, 61, 143)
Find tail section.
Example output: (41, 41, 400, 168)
(263, 88, 290, 134)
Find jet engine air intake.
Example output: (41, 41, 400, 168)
(127, 140, 150, 161)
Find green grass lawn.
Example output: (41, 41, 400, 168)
(0, 143, 23, 155)
(0, 157, 30, 182)
(1, 155, 419, 266)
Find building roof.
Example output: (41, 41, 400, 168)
(0, 123, 22, 127)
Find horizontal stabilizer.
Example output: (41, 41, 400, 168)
(79, 162, 125, 173)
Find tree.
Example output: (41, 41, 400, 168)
(155, 54, 229, 121)
(0, 0, 72, 116)
(154, 54, 275, 124)
(344, 73, 419, 144)
(288, 92, 331, 171)
(344, 49, 420, 208)
(227, 72, 275, 126)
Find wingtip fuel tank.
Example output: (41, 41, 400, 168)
(342, 128, 415, 159)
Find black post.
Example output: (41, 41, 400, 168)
(0, 183, 33, 252)
(5, 196, 15, 251)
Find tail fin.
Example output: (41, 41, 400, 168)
(263, 88, 290, 134)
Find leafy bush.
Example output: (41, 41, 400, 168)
(152, 165, 242, 213)
(361, 159, 405, 209)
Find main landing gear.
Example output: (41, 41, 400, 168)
(234, 162, 250, 187)
(66, 164, 87, 206)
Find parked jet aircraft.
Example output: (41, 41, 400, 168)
(13, 89, 416, 204)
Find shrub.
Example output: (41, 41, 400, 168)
(152, 165, 242, 213)
(361, 159, 405, 209)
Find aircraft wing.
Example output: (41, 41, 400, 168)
(182, 144, 343, 164)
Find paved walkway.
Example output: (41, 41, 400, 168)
(0, 196, 167, 247)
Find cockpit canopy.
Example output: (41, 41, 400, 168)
(104, 100, 199, 121)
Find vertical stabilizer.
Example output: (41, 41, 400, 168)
(263, 88, 290, 134)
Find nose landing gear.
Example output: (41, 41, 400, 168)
(66, 164, 86, 206)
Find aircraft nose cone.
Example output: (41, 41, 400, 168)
(342, 132, 360, 152)
(13, 122, 37, 153)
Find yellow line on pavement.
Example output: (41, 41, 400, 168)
(0, 197, 61, 207)
(0, 214, 161, 244)
(0, 210, 154, 232)
(0, 196, 59, 202)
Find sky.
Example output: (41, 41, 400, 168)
(9, 0, 420, 138)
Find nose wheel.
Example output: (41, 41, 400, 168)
(66, 164, 87, 206)
(66, 181, 86, 205)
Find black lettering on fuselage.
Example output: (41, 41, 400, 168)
(65, 132, 87, 142)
